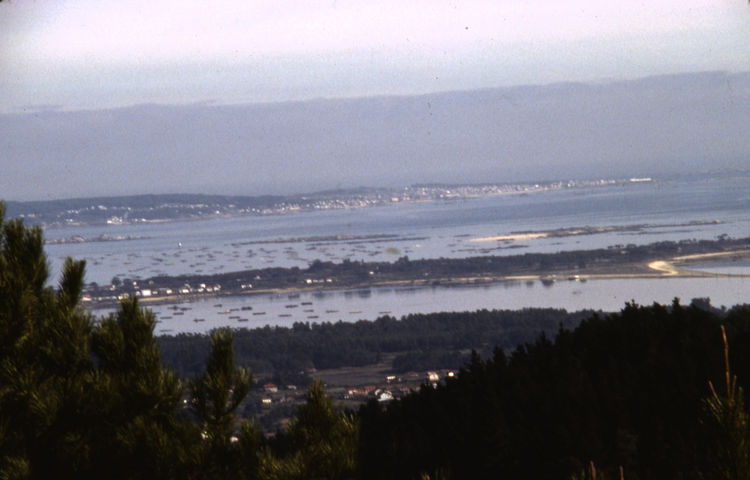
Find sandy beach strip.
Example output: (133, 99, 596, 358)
(672, 249, 750, 263)
(470, 233, 548, 242)
(647, 261, 681, 276)
(647, 249, 750, 277)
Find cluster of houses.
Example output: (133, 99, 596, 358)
(259, 382, 299, 407)
(83, 280, 226, 305)
(132, 282, 223, 298)
(256, 370, 456, 408)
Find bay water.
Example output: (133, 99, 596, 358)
(41, 173, 750, 334)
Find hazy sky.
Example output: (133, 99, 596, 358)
(1, 1, 750, 201)
(2, 0, 749, 112)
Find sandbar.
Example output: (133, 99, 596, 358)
(470, 233, 548, 242)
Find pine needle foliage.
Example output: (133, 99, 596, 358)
(190, 328, 254, 479)
(191, 329, 252, 441)
(261, 380, 358, 480)
(90, 297, 192, 479)
(0, 202, 97, 478)
(569, 461, 621, 480)
(0, 203, 196, 479)
(704, 325, 750, 480)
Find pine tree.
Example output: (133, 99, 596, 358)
(704, 325, 750, 480)
(261, 380, 358, 480)
(190, 328, 253, 479)
(90, 297, 193, 479)
(0, 202, 98, 478)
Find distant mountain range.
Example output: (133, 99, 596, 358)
(2, 71, 749, 201)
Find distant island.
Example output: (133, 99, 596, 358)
(45, 234, 149, 245)
(6, 178, 650, 228)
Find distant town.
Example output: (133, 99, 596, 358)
(5, 178, 651, 229)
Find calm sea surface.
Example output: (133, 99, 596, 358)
(42, 173, 750, 334)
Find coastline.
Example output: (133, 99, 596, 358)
(86, 248, 750, 311)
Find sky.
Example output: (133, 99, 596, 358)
(2, 0, 749, 111)
(1, 1, 750, 201)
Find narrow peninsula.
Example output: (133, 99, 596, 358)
(83, 235, 750, 308)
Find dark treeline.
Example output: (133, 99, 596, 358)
(158, 309, 592, 377)
(5, 201, 750, 479)
(358, 300, 750, 480)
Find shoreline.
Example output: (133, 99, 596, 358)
(85, 248, 750, 311)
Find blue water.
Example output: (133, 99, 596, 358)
(40, 173, 750, 333)
(45, 175, 750, 284)
(690, 258, 750, 275)
(92, 275, 750, 335)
